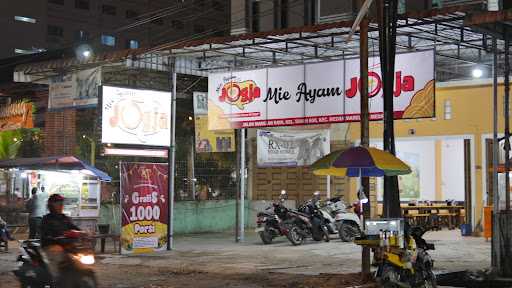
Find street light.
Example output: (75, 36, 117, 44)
(472, 68, 483, 78)
(76, 44, 93, 61)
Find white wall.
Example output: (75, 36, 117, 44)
(441, 139, 465, 201)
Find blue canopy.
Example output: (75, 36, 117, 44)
(0, 156, 112, 182)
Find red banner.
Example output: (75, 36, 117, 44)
(120, 163, 168, 254)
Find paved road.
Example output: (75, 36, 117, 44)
(0, 230, 490, 287)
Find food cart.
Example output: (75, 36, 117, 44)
(0, 156, 111, 233)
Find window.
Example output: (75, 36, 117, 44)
(49, 0, 65, 4)
(126, 9, 138, 19)
(126, 40, 139, 49)
(14, 16, 36, 23)
(444, 99, 452, 120)
(101, 34, 116, 46)
(48, 25, 64, 37)
(102, 4, 116, 15)
(75, 0, 89, 10)
(74, 30, 89, 41)
(171, 20, 184, 29)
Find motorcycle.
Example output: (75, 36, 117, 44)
(318, 197, 363, 242)
(377, 225, 437, 288)
(14, 230, 97, 288)
(255, 190, 291, 244)
(284, 192, 330, 246)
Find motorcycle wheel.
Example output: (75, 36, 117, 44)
(286, 226, 304, 246)
(338, 222, 360, 242)
(77, 273, 97, 288)
(379, 264, 401, 288)
(420, 271, 437, 288)
(259, 230, 273, 245)
(321, 226, 330, 242)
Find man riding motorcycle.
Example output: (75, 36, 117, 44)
(41, 194, 84, 279)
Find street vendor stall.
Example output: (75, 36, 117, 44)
(0, 156, 111, 232)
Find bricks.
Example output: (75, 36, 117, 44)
(43, 109, 76, 156)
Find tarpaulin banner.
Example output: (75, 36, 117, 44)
(49, 67, 101, 109)
(193, 92, 235, 153)
(0, 102, 33, 132)
(120, 162, 168, 254)
(257, 129, 330, 167)
(208, 50, 435, 130)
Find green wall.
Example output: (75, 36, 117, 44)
(99, 200, 250, 235)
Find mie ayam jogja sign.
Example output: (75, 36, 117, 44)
(207, 50, 435, 130)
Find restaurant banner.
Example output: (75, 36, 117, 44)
(49, 67, 101, 109)
(120, 162, 168, 254)
(193, 92, 235, 153)
(0, 102, 33, 132)
(208, 50, 435, 130)
(102, 86, 171, 146)
(257, 129, 330, 167)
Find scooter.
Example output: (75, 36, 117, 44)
(14, 230, 97, 288)
(255, 190, 291, 244)
(318, 197, 363, 242)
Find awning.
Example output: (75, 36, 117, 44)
(0, 156, 112, 182)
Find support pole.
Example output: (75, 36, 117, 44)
(379, 0, 401, 218)
(492, 36, 501, 271)
(240, 128, 246, 241)
(506, 36, 511, 212)
(358, 0, 371, 277)
(235, 129, 240, 242)
(167, 57, 177, 250)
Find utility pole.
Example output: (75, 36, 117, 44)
(379, 0, 401, 218)
(358, 0, 371, 278)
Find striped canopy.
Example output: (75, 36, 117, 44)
(311, 146, 411, 177)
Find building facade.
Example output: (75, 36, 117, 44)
(1, 0, 229, 59)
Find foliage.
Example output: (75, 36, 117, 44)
(0, 128, 42, 160)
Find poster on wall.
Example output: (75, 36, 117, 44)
(101, 86, 171, 146)
(193, 92, 235, 153)
(208, 50, 434, 130)
(257, 129, 330, 167)
(49, 68, 101, 109)
(397, 151, 420, 200)
(120, 162, 168, 254)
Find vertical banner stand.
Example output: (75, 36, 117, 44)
(167, 57, 177, 250)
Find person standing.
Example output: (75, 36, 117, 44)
(26, 187, 47, 239)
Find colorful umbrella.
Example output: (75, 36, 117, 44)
(311, 146, 411, 177)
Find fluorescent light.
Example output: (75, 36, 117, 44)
(82, 50, 91, 58)
(104, 147, 168, 158)
(472, 68, 483, 78)
(14, 16, 36, 23)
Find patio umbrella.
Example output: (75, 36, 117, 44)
(311, 146, 411, 177)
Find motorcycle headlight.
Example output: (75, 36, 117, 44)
(74, 254, 95, 265)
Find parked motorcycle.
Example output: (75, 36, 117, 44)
(255, 190, 291, 244)
(377, 225, 436, 288)
(284, 192, 330, 245)
(14, 230, 97, 288)
(318, 197, 363, 242)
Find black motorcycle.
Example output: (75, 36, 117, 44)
(284, 194, 330, 246)
(256, 191, 291, 244)
(14, 230, 97, 288)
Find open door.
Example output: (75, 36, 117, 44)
(464, 139, 472, 228)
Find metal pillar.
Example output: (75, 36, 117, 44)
(379, 0, 401, 218)
(358, 0, 371, 276)
(167, 57, 177, 250)
(240, 128, 246, 241)
(506, 35, 511, 212)
(492, 36, 500, 270)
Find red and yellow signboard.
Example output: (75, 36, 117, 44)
(120, 163, 168, 254)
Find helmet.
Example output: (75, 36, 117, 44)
(48, 194, 65, 203)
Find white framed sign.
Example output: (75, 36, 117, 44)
(101, 86, 171, 146)
(208, 50, 435, 130)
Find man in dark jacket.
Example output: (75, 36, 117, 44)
(41, 194, 81, 278)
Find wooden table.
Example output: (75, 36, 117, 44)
(401, 205, 465, 229)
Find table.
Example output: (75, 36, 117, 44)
(92, 234, 120, 254)
(401, 205, 465, 229)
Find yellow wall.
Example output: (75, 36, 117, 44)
(348, 80, 506, 232)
